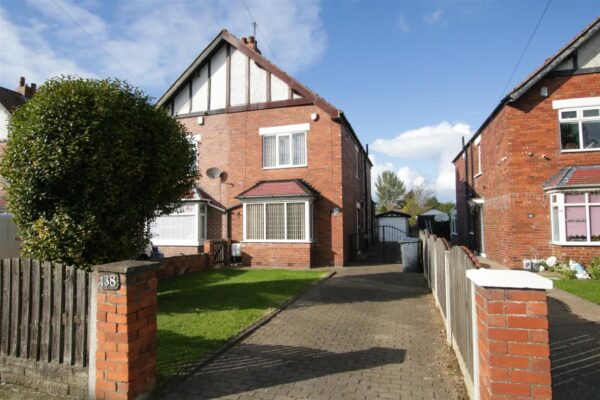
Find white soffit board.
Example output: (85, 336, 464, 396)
(552, 96, 600, 110)
(466, 269, 553, 290)
(259, 123, 310, 135)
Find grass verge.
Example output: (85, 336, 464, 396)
(156, 268, 325, 382)
(554, 279, 600, 306)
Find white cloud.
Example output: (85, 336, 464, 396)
(0, 0, 326, 96)
(395, 14, 410, 32)
(424, 10, 444, 26)
(396, 166, 426, 190)
(371, 121, 471, 159)
(0, 7, 95, 87)
(371, 121, 473, 200)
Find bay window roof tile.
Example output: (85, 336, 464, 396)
(237, 179, 318, 199)
(543, 165, 600, 190)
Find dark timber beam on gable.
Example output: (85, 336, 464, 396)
(174, 97, 313, 119)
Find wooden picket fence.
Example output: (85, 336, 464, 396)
(0, 258, 90, 367)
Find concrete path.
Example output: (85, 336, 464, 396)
(159, 265, 464, 400)
(548, 288, 600, 400)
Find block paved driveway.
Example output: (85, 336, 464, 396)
(158, 265, 461, 400)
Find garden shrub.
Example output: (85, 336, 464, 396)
(0, 77, 196, 267)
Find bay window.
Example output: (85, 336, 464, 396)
(550, 192, 600, 244)
(244, 200, 312, 242)
(558, 107, 600, 151)
(151, 202, 207, 246)
(260, 123, 309, 169)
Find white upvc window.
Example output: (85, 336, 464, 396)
(260, 123, 308, 169)
(150, 202, 207, 246)
(550, 192, 600, 245)
(474, 135, 482, 177)
(557, 107, 600, 151)
(243, 199, 312, 242)
(450, 208, 457, 235)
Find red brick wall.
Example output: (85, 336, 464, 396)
(177, 104, 369, 267)
(156, 246, 202, 257)
(240, 242, 312, 269)
(157, 253, 209, 280)
(455, 73, 600, 267)
(475, 286, 551, 399)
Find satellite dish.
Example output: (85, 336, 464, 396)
(206, 167, 222, 179)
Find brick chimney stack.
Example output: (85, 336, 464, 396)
(241, 36, 261, 55)
(15, 76, 37, 99)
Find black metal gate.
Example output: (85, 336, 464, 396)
(349, 225, 408, 264)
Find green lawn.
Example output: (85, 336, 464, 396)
(156, 268, 325, 382)
(554, 279, 600, 306)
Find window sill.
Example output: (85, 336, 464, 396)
(263, 164, 308, 170)
(151, 239, 205, 247)
(550, 241, 600, 246)
(242, 240, 313, 244)
(560, 148, 600, 153)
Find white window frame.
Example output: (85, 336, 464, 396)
(242, 198, 312, 243)
(450, 209, 458, 235)
(556, 106, 600, 152)
(260, 123, 309, 169)
(355, 146, 359, 179)
(474, 135, 482, 177)
(151, 202, 207, 246)
(549, 191, 600, 246)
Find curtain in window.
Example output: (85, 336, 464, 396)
(278, 135, 290, 165)
(591, 205, 600, 241)
(565, 206, 587, 242)
(266, 203, 285, 240)
(286, 202, 305, 240)
(292, 132, 306, 165)
(263, 135, 277, 167)
(151, 214, 195, 241)
(246, 204, 264, 240)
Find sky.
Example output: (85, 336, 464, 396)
(1, 0, 599, 202)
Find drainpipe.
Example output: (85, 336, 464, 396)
(462, 137, 472, 249)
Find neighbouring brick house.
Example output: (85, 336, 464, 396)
(151, 30, 373, 267)
(453, 17, 600, 268)
(0, 77, 36, 212)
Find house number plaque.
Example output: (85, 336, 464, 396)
(99, 273, 120, 291)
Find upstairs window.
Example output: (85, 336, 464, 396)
(260, 124, 309, 169)
(559, 108, 600, 151)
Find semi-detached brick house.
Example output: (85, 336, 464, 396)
(152, 30, 373, 268)
(453, 17, 600, 268)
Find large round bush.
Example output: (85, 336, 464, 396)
(0, 77, 196, 267)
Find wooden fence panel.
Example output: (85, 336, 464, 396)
(448, 247, 475, 383)
(29, 260, 42, 360)
(10, 259, 21, 357)
(40, 262, 52, 362)
(0, 259, 90, 367)
(1, 260, 10, 355)
(434, 240, 447, 317)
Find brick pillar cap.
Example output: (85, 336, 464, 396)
(467, 269, 553, 290)
(92, 260, 160, 274)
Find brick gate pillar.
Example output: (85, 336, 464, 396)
(467, 270, 553, 400)
(90, 260, 160, 400)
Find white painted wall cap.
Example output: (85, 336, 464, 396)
(466, 269, 553, 290)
